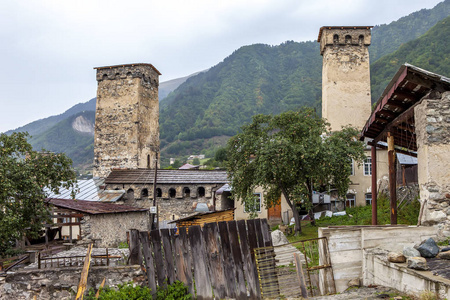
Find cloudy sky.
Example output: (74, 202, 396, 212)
(0, 0, 443, 133)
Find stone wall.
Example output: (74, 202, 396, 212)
(81, 211, 150, 247)
(0, 265, 144, 300)
(93, 64, 160, 178)
(106, 183, 222, 222)
(415, 91, 450, 237)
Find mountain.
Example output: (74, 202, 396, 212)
(371, 16, 450, 103)
(370, 0, 450, 62)
(6, 1, 450, 169)
(29, 111, 95, 169)
(5, 98, 96, 138)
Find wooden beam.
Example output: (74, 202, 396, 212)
(388, 132, 397, 225)
(75, 244, 93, 300)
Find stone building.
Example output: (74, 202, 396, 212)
(318, 26, 390, 208)
(104, 169, 229, 223)
(93, 63, 161, 178)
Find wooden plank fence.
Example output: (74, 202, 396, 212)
(129, 218, 272, 299)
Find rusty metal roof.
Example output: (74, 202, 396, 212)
(317, 26, 373, 41)
(105, 169, 229, 185)
(168, 208, 235, 224)
(93, 63, 161, 75)
(361, 63, 450, 153)
(47, 198, 148, 215)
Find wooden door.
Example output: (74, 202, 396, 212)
(268, 197, 281, 222)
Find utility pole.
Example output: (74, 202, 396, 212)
(151, 153, 158, 230)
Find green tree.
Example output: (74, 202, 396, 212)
(214, 147, 228, 162)
(226, 109, 365, 234)
(0, 132, 77, 256)
(192, 158, 201, 165)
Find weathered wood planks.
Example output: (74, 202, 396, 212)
(132, 218, 272, 300)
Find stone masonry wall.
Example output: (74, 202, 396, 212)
(414, 91, 450, 237)
(0, 265, 144, 300)
(94, 64, 160, 178)
(107, 183, 221, 222)
(81, 211, 150, 247)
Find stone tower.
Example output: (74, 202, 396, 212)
(93, 63, 161, 178)
(319, 26, 373, 131)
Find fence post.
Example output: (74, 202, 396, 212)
(38, 252, 41, 269)
(129, 229, 142, 265)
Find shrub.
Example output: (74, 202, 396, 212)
(156, 280, 192, 300)
(85, 282, 152, 300)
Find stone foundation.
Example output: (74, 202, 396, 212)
(415, 91, 450, 237)
(0, 265, 144, 300)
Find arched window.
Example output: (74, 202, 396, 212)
(183, 187, 191, 198)
(197, 187, 205, 197)
(127, 189, 134, 203)
(156, 188, 162, 197)
(169, 188, 176, 198)
(141, 188, 149, 198)
(358, 35, 364, 45)
(345, 35, 352, 44)
(333, 34, 339, 44)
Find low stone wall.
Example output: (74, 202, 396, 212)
(364, 248, 450, 298)
(0, 265, 144, 300)
(81, 211, 149, 247)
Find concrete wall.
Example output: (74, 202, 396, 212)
(94, 64, 160, 178)
(365, 248, 450, 298)
(415, 91, 450, 238)
(320, 27, 372, 132)
(0, 265, 144, 300)
(318, 225, 438, 293)
(81, 211, 150, 247)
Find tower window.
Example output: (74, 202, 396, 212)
(126, 189, 134, 203)
(141, 188, 149, 198)
(156, 188, 162, 197)
(169, 188, 176, 198)
(333, 34, 339, 44)
(358, 35, 364, 45)
(345, 35, 352, 44)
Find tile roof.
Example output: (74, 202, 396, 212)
(47, 198, 148, 215)
(105, 169, 229, 185)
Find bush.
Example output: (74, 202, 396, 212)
(85, 282, 152, 300)
(156, 280, 192, 300)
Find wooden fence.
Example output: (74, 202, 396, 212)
(129, 218, 274, 300)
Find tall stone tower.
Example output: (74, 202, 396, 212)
(93, 63, 161, 178)
(319, 26, 373, 131)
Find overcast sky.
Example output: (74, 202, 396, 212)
(0, 0, 443, 133)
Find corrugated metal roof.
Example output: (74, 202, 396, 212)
(105, 169, 229, 184)
(216, 184, 231, 195)
(47, 198, 148, 215)
(45, 178, 125, 202)
(397, 153, 418, 165)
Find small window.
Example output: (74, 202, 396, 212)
(155, 188, 162, 198)
(358, 35, 364, 45)
(141, 188, 149, 198)
(346, 194, 356, 208)
(333, 34, 339, 44)
(183, 187, 191, 198)
(365, 193, 372, 206)
(169, 188, 176, 198)
(364, 158, 372, 176)
(244, 193, 262, 213)
(345, 35, 352, 44)
(197, 187, 205, 197)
